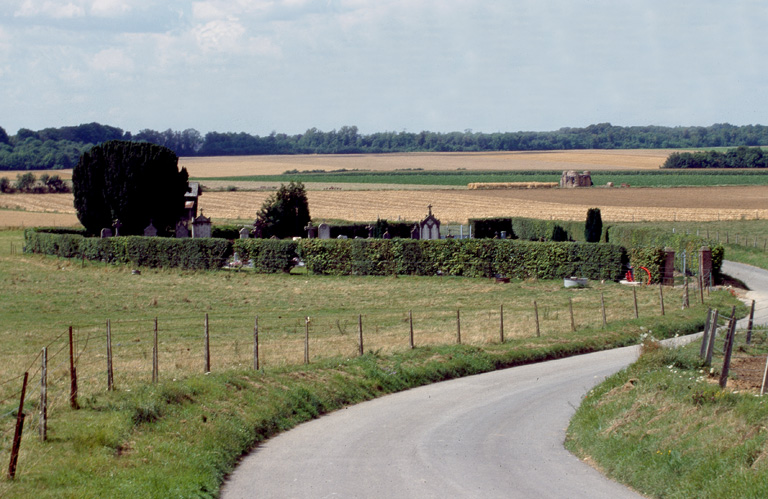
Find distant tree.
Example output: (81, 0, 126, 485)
(15, 172, 36, 192)
(254, 181, 311, 239)
(584, 208, 603, 243)
(0, 177, 10, 193)
(73, 140, 188, 235)
(0, 126, 9, 145)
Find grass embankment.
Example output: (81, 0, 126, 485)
(567, 330, 768, 498)
(0, 228, 744, 497)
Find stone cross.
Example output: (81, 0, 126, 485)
(113, 219, 123, 236)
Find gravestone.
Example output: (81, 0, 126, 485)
(304, 223, 317, 239)
(418, 205, 441, 240)
(239, 227, 250, 239)
(318, 223, 331, 240)
(100, 228, 112, 238)
(337, 235, 348, 239)
(175, 221, 190, 239)
(411, 225, 420, 239)
(113, 219, 123, 236)
(383, 230, 391, 239)
(143, 222, 158, 237)
(192, 213, 212, 238)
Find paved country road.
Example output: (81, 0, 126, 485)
(221, 261, 767, 499)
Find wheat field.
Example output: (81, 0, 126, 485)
(2, 185, 768, 226)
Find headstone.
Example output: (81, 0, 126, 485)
(419, 205, 441, 240)
(337, 235, 348, 239)
(383, 230, 391, 240)
(143, 223, 158, 237)
(411, 225, 420, 239)
(239, 227, 250, 239)
(500, 231, 507, 239)
(192, 214, 212, 238)
(100, 228, 112, 238)
(366, 225, 374, 238)
(175, 221, 190, 239)
(304, 223, 317, 239)
(113, 219, 123, 236)
(318, 223, 331, 240)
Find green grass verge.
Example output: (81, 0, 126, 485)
(566, 331, 768, 498)
(193, 169, 768, 188)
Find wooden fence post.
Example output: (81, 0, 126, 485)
(204, 313, 211, 373)
(152, 318, 158, 383)
(358, 314, 364, 356)
(761, 354, 768, 396)
(747, 300, 756, 345)
(705, 309, 719, 366)
(682, 276, 689, 309)
(659, 285, 665, 316)
(569, 298, 576, 332)
(633, 287, 639, 319)
(600, 293, 607, 328)
(69, 326, 79, 410)
(304, 317, 310, 364)
(700, 308, 712, 358)
(106, 319, 114, 391)
(719, 314, 737, 389)
(699, 274, 705, 304)
(8, 372, 28, 480)
(253, 316, 260, 371)
(499, 304, 504, 343)
(534, 301, 540, 337)
(409, 310, 414, 349)
(456, 309, 461, 345)
(40, 348, 47, 442)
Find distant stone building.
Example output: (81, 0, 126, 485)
(560, 171, 593, 188)
(183, 182, 201, 221)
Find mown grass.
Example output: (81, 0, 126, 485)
(0, 228, 745, 497)
(195, 169, 768, 188)
(566, 329, 768, 498)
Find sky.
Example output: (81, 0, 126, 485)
(1, 0, 767, 137)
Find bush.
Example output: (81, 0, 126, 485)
(584, 208, 602, 243)
(233, 239, 298, 273)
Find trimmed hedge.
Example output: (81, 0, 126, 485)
(24, 229, 232, 270)
(299, 239, 626, 280)
(233, 239, 298, 273)
(328, 221, 415, 239)
(469, 217, 596, 242)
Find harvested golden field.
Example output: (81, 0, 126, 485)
(179, 149, 678, 177)
(3, 185, 767, 227)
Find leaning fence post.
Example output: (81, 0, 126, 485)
(700, 308, 712, 358)
(705, 309, 719, 365)
(761, 354, 768, 396)
(253, 316, 260, 370)
(69, 326, 79, 409)
(719, 314, 737, 389)
(204, 313, 211, 373)
(40, 348, 47, 442)
(8, 372, 28, 480)
(659, 285, 665, 316)
(534, 301, 540, 337)
(569, 297, 576, 332)
(106, 319, 114, 391)
(358, 314, 364, 356)
(747, 300, 756, 345)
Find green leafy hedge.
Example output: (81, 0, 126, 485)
(24, 229, 231, 270)
(469, 217, 597, 242)
(298, 239, 626, 280)
(233, 239, 298, 273)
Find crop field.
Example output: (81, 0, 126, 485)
(3, 185, 768, 226)
(178, 149, 679, 176)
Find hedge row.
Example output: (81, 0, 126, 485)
(469, 217, 596, 242)
(24, 229, 232, 270)
(298, 239, 626, 280)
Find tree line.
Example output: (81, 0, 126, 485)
(661, 146, 768, 168)
(3, 121, 768, 170)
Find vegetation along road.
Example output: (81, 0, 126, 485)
(222, 264, 766, 498)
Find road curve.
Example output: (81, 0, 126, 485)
(222, 261, 766, 499)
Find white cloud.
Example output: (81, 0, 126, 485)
(193, 18, 246, 52)
(90, 0, 132, 17)
(15, 0, 86, 18)
(91, 47, 134, 74)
